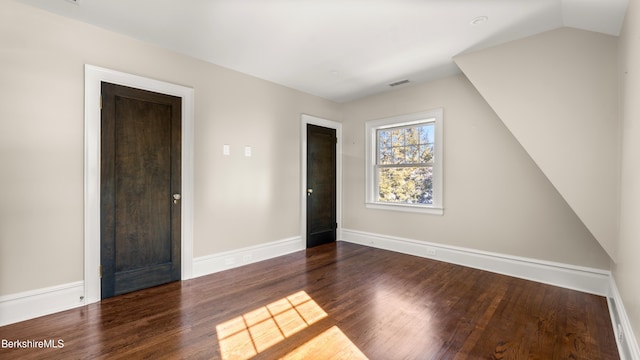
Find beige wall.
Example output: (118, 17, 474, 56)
(342, 74, 611, 269)
(0, 0, 615, 301)
(0, 1, 341, 295)
(454, 28, 620, 262)
(615, 0, 640, 348)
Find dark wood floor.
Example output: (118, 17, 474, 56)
(0, 242, 618, 359)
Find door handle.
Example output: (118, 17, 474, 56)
(307, 189, 313, 196)
(173, 193, 181, 204)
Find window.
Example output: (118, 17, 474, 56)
(365, 109, 443, 214)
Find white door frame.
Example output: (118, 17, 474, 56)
(300, 114, 342, 247)
(84, 65, 194, 304)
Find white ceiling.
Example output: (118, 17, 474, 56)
(20, 0, 628, 103)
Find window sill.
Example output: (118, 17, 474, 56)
(365, 202, 444, 215)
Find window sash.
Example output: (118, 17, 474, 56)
(376, 163, 433, 169)
(376, 122, 435, 166)
(375, 165, 434, 205)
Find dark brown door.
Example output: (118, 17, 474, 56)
(100, 82, 182, 299)
(306, 124, 337, 248)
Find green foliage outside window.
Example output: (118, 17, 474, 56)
(376, 123, 434, 204)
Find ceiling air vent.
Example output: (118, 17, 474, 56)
(389, 79, 410, 87)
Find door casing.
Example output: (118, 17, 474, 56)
(301, 114, 342, 248)
(84, 65, 194, 304)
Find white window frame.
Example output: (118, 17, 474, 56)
(365, 109, 444, 215)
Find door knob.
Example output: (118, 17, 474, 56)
(307, 189, 313, 196)
(173, 193, 181, 204)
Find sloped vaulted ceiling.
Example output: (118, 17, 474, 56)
(454, 27, 620, 261)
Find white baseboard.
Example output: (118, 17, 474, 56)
(340, 229, 640, 359)
(0, 281, 85, 327)
(193, 236, 304, 278)
(340, 229, 611, 296)
(0, 237, 303, 327)
(608, 278, 640, 360)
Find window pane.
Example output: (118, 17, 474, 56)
(379, 146, 392, 164)
(405, 127, 420, 145)
(406, 144, 419, 163)
(377, 130, 391, 164)
(392, 146, 406, 164)
(419, 124, 434, 144)
(378, 130, 392, 147)
(392, 129, 404, 146)
(419, 144, 434, 163)
(378, 166, 433, 205)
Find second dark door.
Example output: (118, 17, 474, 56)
(100, 82, 182, 299)
(306, 124, 337, 248)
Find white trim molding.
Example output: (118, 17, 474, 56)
(608, 278, 640, 360)
(0, 281, 84, 326)
(193, 237, 304, 278)
(0, 236, 302, 327)
(365, 109, 444, 215)
(340, 228, 611, 296)
(84, 65, 195, 304)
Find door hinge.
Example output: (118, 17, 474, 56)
(99, 265, 103, 278)
(100, 95, 102, 110)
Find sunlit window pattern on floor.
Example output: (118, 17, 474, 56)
(280, 325, 368, 359)
(216, 291, 332, 359)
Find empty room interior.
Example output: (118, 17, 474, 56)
(1, 0, 639, 359)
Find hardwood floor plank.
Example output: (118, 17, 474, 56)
(0, 242, 619, 359)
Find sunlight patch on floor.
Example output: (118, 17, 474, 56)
(216, 291, 328, 360)
(281, 325, 369, 360)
